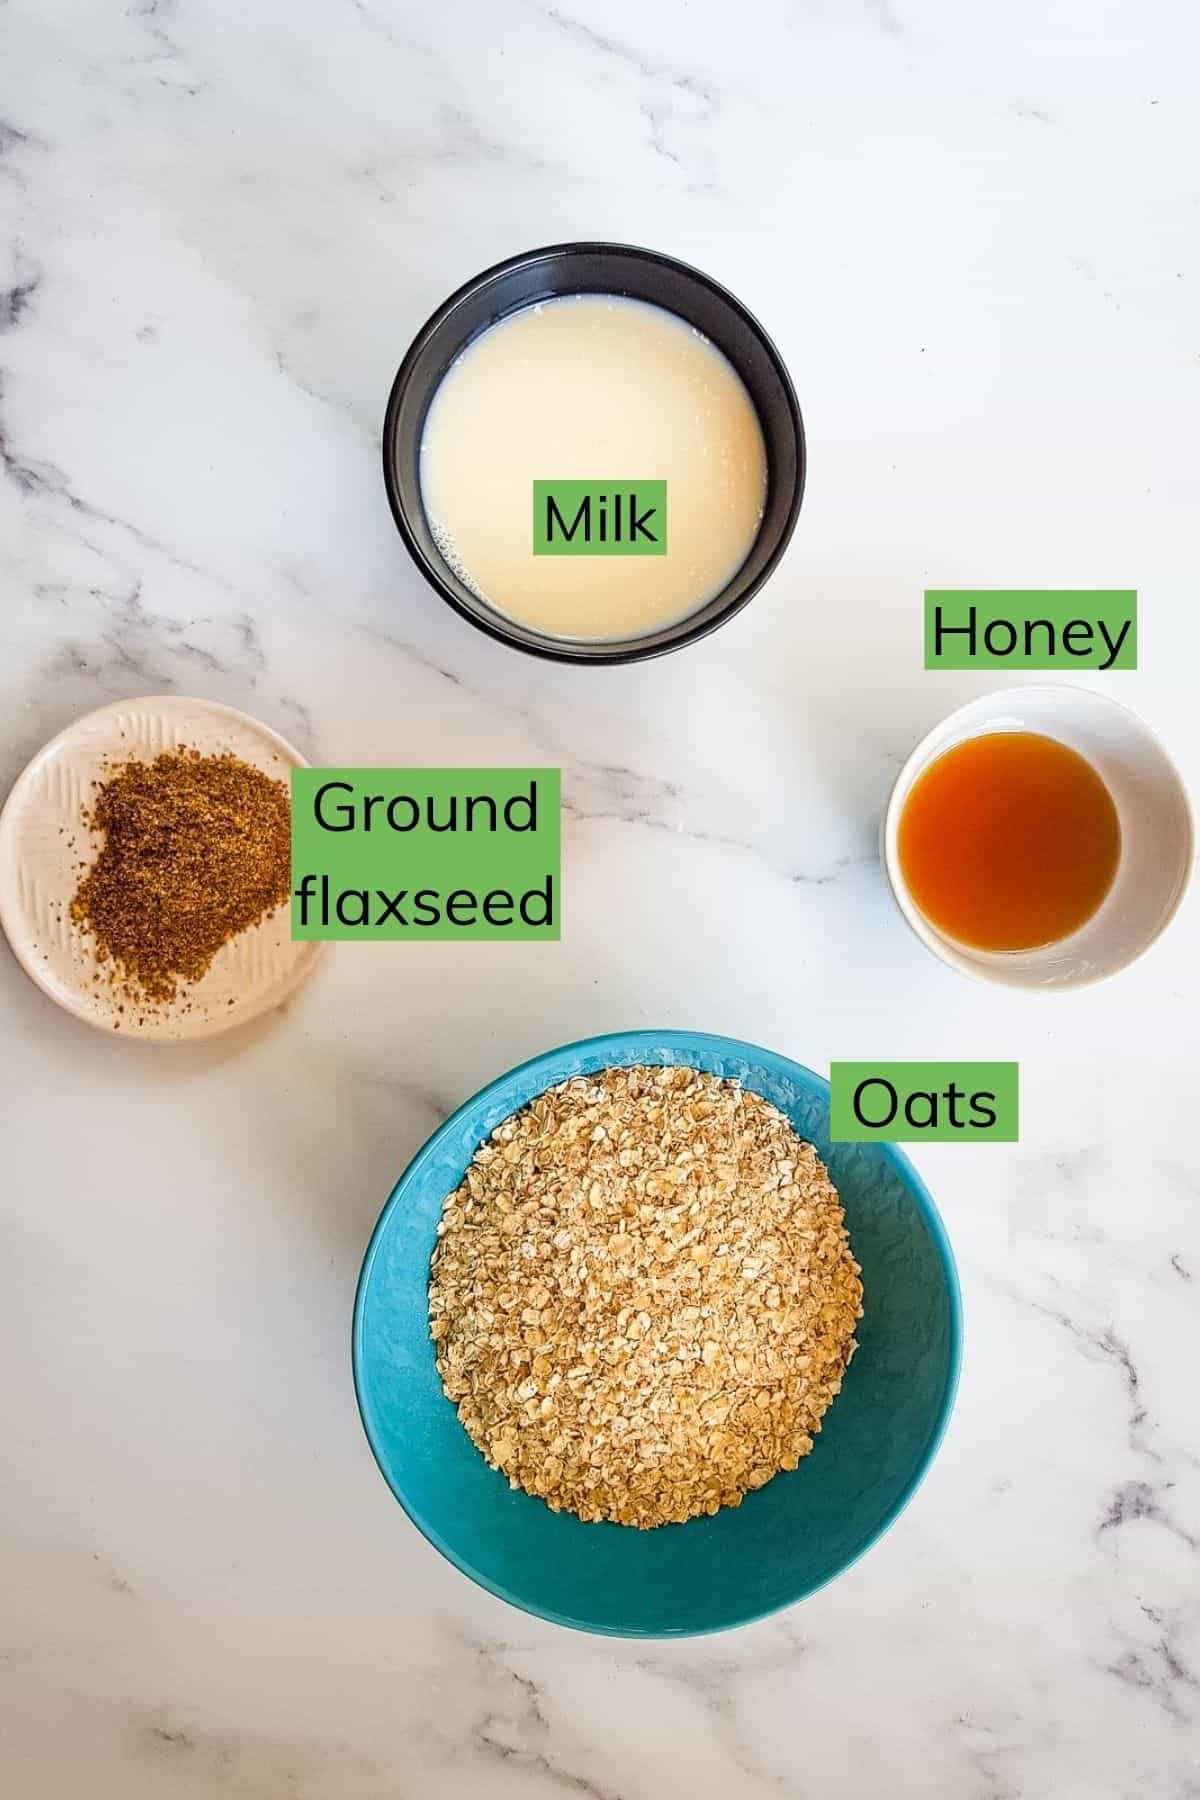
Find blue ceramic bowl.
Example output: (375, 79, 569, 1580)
(353, 1032, 961, 1637)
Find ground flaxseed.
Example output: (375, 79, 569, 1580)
(429, 1065, 863, 1529)
(70, 748, 292, 1005)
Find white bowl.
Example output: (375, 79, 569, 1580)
(0, 696, 324, 1039)
(882, 685, 1193, 990)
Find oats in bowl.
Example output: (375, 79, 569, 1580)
(429, 1064, 863, 1529)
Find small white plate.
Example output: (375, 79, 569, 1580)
(882, 685, 1194, 990)
(0, 696, 323, 1040)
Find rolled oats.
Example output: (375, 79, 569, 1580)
(428, 1065, 863, 1529)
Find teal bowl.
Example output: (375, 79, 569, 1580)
(353, 1031, 961, 1637)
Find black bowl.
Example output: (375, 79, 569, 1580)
(382, 242, 805, 666)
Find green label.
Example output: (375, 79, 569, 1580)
(290, 769, 560, 940)
(830, 1062, 1019, 1142)
(925, 591, 1136, 670)
(533, 481, 667, 555)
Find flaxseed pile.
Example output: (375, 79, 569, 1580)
(429, 1065, 863, 1529)
(70, 748, 291, 1005)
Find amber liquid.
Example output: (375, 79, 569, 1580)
(898, 731, 1121, 952)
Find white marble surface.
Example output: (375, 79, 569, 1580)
(2, 3, 1198, 1795)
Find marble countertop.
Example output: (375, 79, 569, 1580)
(2, 3, 1198, 1795)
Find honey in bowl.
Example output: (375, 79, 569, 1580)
(897, 730, 1121, 952)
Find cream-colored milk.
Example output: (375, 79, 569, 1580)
(419, 295, 767, 641)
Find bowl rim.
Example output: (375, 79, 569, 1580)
(380, 241, 806, 666)
(880, 682, 1196, 991)
(351, 1028, 963, 1637)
